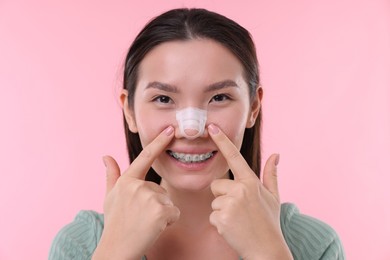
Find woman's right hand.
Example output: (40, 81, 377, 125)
(93, 126, 180, 260)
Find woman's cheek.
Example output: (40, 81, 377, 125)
(208, 109, 247, 146)
(136, 110, 175, 147)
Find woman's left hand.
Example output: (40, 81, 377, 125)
(208, 124, 293, 260)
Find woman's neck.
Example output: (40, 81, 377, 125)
(160, 180, 215, 232)
(146, 180, 239, 260)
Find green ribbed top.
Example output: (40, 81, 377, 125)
(49, 203, 344, 259)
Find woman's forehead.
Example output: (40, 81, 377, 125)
(137, 39, 246, 89)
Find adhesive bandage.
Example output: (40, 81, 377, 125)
(176, 107, 207, 139)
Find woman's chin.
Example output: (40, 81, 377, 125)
(161, 174, 217, 192)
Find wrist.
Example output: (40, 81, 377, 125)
(93, 232, 142, 260)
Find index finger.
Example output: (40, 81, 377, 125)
(208, 124, 254, 180)
(123, 126, 174, 179)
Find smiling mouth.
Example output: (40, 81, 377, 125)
(167, 150, 216, 164)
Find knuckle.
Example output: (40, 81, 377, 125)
(139, 147, 152, 159)
(232, 182, 247, 196)
(209, 211, 216, 224)
(170, 206, 180, 219)
(154, 205, 177, 228)
(225, 197, 236, 208)
(272, 167, 278, 178)
(227, 149, 241, 161)
(210, 210, 232, 231)
(166, 205, 179, 219)
(115, 177, 128, 191)
(144, 190, 157, 203)
(117, 178, 143, 195)
(211, 200, 217, 210)
(132, 179, 145, 191)
(154, 136, 166, 147)
(152, 198, 170, 214)
(218, 212, 231, 230)
(210, 180, 221, 193)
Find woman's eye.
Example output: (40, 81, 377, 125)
(153, 95, 172, 104)
(210, 94, 230, 103)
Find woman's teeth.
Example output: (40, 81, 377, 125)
(168, 151, 214, 163)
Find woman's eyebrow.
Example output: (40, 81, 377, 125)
(144, 80, 238, 93)
(205, 80, 238, 92)
(145, 82, 179, 93)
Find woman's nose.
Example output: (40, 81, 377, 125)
(174, 124, 209, 139)
(175, 107, 207, 140)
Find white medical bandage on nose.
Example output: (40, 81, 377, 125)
(176, 107, 207, 139)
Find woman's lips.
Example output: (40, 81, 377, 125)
(166, 150, 216, 163)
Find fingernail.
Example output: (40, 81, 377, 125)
(102, 156, 108, 168)
(275, 154, 280, 166)
(165, 126, 174, 136)
(208, 124, 220, 135)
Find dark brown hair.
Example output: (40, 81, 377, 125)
(123, 8, 261, 183)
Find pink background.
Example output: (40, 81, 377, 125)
(1, 0, 389, 259)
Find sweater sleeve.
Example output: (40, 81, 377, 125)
(49, 210, 104, 260)
(280, 203, 345, 260)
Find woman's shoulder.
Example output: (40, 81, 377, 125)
(280, 203, 345, 260)
(49, 210, 104, 260)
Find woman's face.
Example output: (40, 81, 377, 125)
(122, 39, 260, 191)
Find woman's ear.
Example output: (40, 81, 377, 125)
(246, 87, 263, 128)
(120, 89, 138, 133)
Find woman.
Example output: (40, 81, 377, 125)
(50, 8, 344, 260)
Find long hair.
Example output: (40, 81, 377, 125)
(123, 8, 261, 183)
